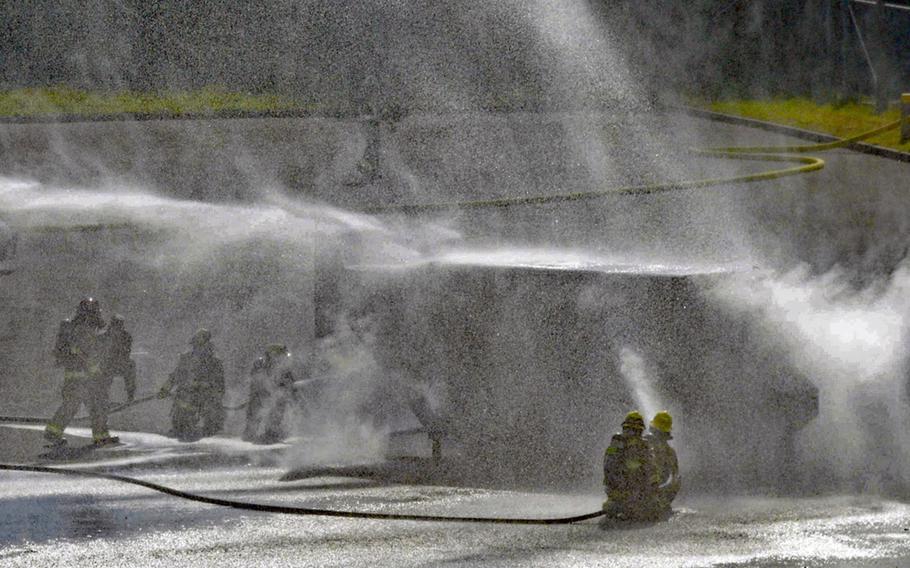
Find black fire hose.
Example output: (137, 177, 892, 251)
(0, 393, 249, 425)
(0, 403, 608, 524)
(105, 393, 162, 416)
(0, 393, 160, 425)
(0, 463, 605, 525)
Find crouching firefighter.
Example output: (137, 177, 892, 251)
(243, 344, 296, 444)
(645, 410, 680, 520)
(159, 329, 225, 442)
(44, 297, 120, 448)
(603, 410, 657, 521)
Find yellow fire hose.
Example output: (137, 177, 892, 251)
(1, 114, 908, 525)
(7, 114, 906, 224)
(703, 116, 906, 154)
(366, 116, 907, 215)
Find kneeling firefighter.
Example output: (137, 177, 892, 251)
(645, 410, 680, 519)
(603, 410, 657, 521)
(159, 329, 225, 442)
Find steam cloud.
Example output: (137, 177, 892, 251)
(711, 262, 910, 490)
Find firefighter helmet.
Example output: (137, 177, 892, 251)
(266, 344, 288, 355)
(622, 410, 645, 431)
(650, 411, 673, 434)
(190, 328, 211, 346)
(77, 297, 100, 316)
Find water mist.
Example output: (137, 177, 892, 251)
(3, 0, 898, 497)
(710, 262, 910, 492)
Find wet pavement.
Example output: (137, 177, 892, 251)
(2, 425, 910, 567)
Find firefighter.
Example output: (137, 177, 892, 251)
(159, 329, 225, 442)
(603, 410, 657, 521)
(100, 314, 136, 405)
(44, 297, 120, 447)
(645, 410, 680, 519)
(243, 344, 296, 444)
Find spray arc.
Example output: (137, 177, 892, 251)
(4, 113, 906, 492)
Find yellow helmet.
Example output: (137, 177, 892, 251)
(622, 410, 645, 431)
(650, 410, 673, 433)
(190, 328, 211, 346)
(266, 344, 288, 355)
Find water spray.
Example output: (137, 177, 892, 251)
(618, 347, 662, 420)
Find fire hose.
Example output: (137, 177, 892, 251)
(1, 115, 908, 526)
(364, 115, 908, 214)
(0, 463, 605, 524)
(0, 388, 607, 524)
(0, 373, 340, 424)
(0, 396, 608, 524)
(13, 113, 906, 225)
(0, 374, 338, 425)
(0, 391, 247, 425)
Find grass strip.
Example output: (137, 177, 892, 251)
(701, 97, 909, 152)
(0, 86, 312, 118)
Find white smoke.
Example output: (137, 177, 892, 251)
(709, 261, 910, 489)
(282, 315, 395, 469)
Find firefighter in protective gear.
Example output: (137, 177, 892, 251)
(100, 314, 136, 404)
(159, 329, 225, 442)
(45, 298, 119, 447)
(243, 344, 296, 444)
(603, 410, 657, 521)
(645, 410, 680, 519)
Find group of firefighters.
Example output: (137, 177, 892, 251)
(603, 410, 680, 521)
(44, 297, 297, 448)
(43, 297, 681, 522)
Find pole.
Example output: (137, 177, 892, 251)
(847, 0, 879, 105)
(873, 0, 888, 112)
(824, 0, 835, 101)
(841, 0, 851, 99)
